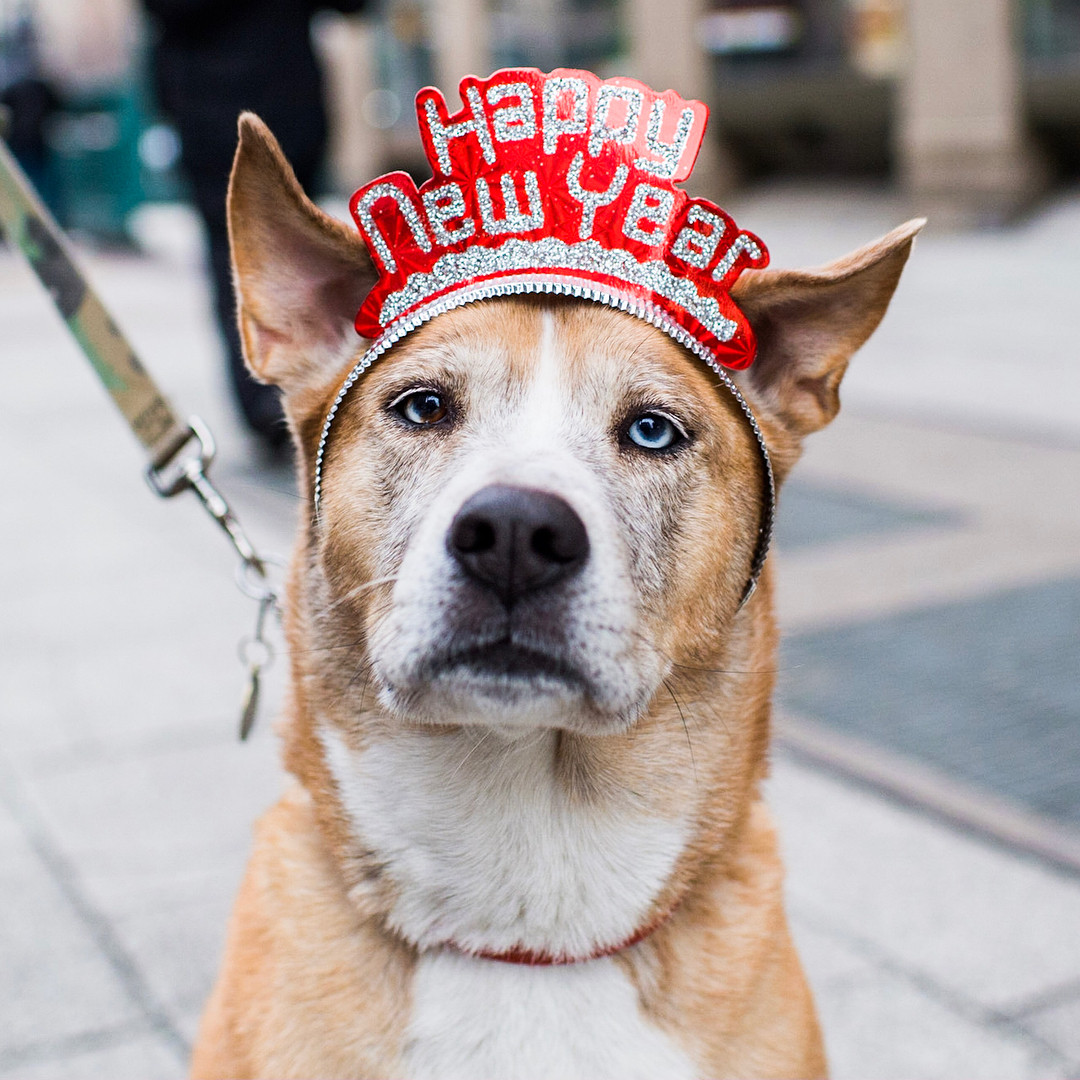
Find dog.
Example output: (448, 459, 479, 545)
(190, 89, 920, 1078)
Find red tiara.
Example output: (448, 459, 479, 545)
(348, 67, 769, 370)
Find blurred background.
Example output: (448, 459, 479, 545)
(5, 0, 1080, 232)
(1, 1, 1079, 1077)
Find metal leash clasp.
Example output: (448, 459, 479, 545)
(147, 417, 282, 739)
(147, 417, 267, 573)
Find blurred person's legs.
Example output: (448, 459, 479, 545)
(0, 78, 62, 217)
(189, 160, 321, 451)
(190, 142, 325, 449)
(185, 143, 326, 449)
(180, 138, 325, 450)
(143, 0, 348, 451)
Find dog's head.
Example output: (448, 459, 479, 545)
(228, 115, 919, 746)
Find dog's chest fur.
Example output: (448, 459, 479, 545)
(322, 726, 695, 1076)
(404, 951, 696, 1080)
(323, 727, 688, 956)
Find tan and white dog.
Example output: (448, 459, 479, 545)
(191, 113, 920, 1079)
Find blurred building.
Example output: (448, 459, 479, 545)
(328, 0, 1080, 223)
(5, 0, 1080, 233)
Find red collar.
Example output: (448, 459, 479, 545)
(450, 903, 677, 967)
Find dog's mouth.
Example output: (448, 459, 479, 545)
(423, 637, 588, 690)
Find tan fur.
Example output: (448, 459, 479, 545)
(192, 113, 920, 1079)
(191, 787, 414, 1079)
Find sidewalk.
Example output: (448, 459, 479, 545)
(2, 187, 1078, 1078)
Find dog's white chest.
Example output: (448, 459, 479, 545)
(322, 727, 688, 957)
(403, 950, 697, 1080)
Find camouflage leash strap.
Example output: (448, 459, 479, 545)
(0, 134, 277, 739)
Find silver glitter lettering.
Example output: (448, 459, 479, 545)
(671, 205, 726, 269)
(422, 182, 475, 246)
(566, 151, 629, 240)
(487, 82, 536, 142)
(475, 171, 544, 235)
(623, 182, 675, 245)
(712, 232, 763, 282)
(542, 77, 589, 155)
(636, 101, 695, 179)
(423, 85, 495, 175)
(354, 183, 431, 273)
(588, 84, 644, 157)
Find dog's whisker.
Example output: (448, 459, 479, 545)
(669, 660, 785, 676)
(293, 634, 368, 656)
(572, 617, 787, 679)
(448, 730, 493, 782)
(663, 677, 697, 783)
(322, 575, 401, 615)
(356, 667, 373, 712)
(346, 661, 373, 695)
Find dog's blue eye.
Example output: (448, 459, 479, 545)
(396, 391, 448, 426)
(627, 412, 682, 451)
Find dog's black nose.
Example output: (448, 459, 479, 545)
(448, 485, 589, 605)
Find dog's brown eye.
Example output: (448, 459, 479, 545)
(395, 391, 448, 426)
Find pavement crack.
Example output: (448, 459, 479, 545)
(0, 1021, 152, 1074)
(0, 753, 190, 1067)
(1007, 975, 1080, 1019)
(788, 899, 1073, 1071)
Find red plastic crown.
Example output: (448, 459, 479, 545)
(349, 67, 769, 369)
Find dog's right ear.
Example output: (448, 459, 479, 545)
(227, 113, 376, 398)
(732, 219, 923, 441)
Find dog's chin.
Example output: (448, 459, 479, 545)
(374, 644, 641, 733)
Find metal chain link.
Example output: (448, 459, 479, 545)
(147, 418, 283, 738)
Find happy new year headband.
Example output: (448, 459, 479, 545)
(315, 67, 775, 603)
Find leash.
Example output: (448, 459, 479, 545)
(0, 133, 278, 740)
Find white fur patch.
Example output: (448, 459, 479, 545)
(403, 950, 697, 1080)
(321, 725, 687, 958)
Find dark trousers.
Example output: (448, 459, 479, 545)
(188, 146, 322, 445)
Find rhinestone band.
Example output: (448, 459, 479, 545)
(375, 236, 740, 343)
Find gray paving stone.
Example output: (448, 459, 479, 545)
(0, 733, 281, 1063)
(775, 478, 963, 552)
(787, 908, 871, 990)
(814, 956, 1065, 1080)
(769, 756, 1080, 1012)
(2, 594, 261, 748)
(778, 576, 1080, 827)
(18, 733, 282, 922)
(1023, 991, 1080, 1067)
(727, 185, 1080, 443)
(108, 900, 233, 1021)
(789, 913, 1069, 1080)
(0, 459, 292, 768)
(174, 1006, 206, 1051)
(0, 798, 141, 1055)
(0, 1029, 184, 1080)
(781, 413, 1080, 535)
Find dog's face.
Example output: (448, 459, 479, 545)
(317, 298, 764, 734)
(227, 115, 920, 749)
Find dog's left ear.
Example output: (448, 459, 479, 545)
(732, 219, 924, 439)
(228, 113, 377, 398)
